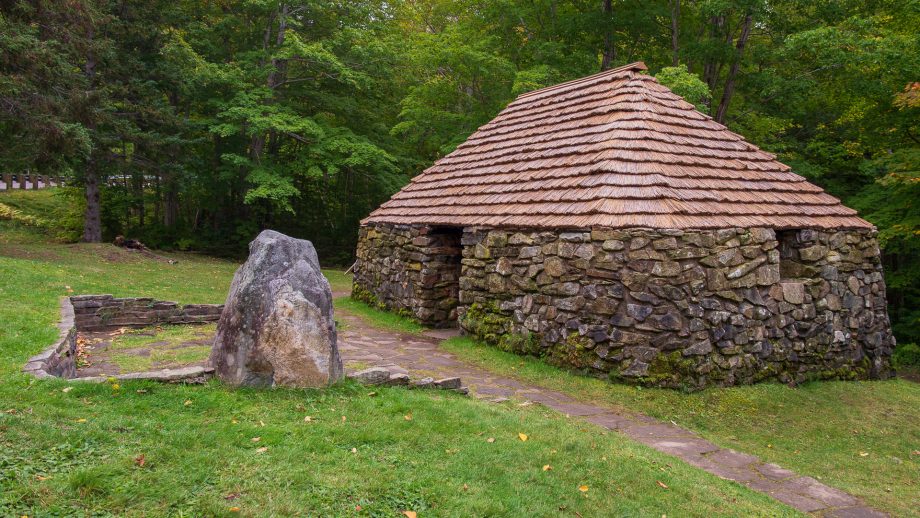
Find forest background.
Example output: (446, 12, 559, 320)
(1, 0, 918, 343)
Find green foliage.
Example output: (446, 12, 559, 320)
(655, 65, 712, 112)
(2, 0, 918, 338)
(893, 343, 920, 368)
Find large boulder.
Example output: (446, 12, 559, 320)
(211, 230, 343, 387)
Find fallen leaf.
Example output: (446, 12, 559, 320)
(62, 387, 73, 393)
(304, 416, 313, 422)
(912, 450, 920, 456)
(859, 452, 869, 457)
(657, 480, 669, 489)
(229, 507, 240, 512)
(578, 485, 589, 492)
(543, 465, 552, 471)
(404, 414, 412, 421)
(224, 492, 240, 501)
(487, 437, 495, 443)
(134, 454, 146, 467)
(183, 400, 192, 406)
(76, 418, 87, 423)
(259, 420, 265, 427)
(403, 511, 417, 518)
(518, 433, 528, 442)
(351, 447, 357, 453)
(231, 419, 239, 424)
(256, 447, 268, 454)
(341, 415, 347, 422)
(111, 383, 120, 391)
(462, 483, 469, 491)
(518, 401, 533, 407)
(367, 391, 377, 397)
(251, 437, 261, 442)
(136, 389, 148, 394)
(35, 475, 49, 481)
(355, 505, 362, 511)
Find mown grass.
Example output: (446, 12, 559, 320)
(441, 337, 920, 517)
(109, 345, 213, 373)
(334, 296, 425, 335)
(0, 218, 794, 516)
(99, 324, 216, 372)
(107, 324, 216, 353)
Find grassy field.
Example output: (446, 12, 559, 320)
(440, 339, 920, 516)
(0, 211, 794, 515)
(334, 296, 920, 516)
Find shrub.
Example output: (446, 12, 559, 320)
(893, 343, 920, 368)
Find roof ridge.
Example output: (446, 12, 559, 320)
(515, 62, 648, 100)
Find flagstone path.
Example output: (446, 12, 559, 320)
(335, 303, 886, 518)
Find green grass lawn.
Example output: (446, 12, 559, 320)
(334, 296, 425, 335)
(441, 337, 920, 516)
(0, 217, 796, 516)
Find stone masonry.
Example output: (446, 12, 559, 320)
(71, 295, 223, 332)
(355, 223, 895, 389)
(353, 223, 462, 327)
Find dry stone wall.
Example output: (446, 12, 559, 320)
(71, 295, 223, 331)
(457, 227, 894, 389)
(353, 223, 461, 327)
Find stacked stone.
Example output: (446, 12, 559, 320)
(71, 295, 223, 331)
(353, 223, 461, 327)
(456, 227, 894, 389)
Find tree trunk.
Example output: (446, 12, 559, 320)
(164, 173, 179, 227)
(670, 0, 680, 66)
(82, 29, 102, 243)
(83, 161, 102, 242)
(715, 13, 753, 124)
(600, 0, 615, 70)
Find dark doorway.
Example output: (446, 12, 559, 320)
(422, 226, 464, 327)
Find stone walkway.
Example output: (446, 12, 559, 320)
(336, 307, 886, 517)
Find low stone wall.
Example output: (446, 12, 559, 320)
(23, 298, 77, 378)
(353, 223, 461, 327)
(458, 227, 894, 389)
(71, 295, 223, 331)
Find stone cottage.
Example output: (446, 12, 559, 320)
(354, 62, 895, 389)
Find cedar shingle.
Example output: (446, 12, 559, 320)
(364, 62, 873, 230)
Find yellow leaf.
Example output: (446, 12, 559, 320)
(518, 433, 528, 442)
(341, 415, 347, 422)
(657, 480, 669, 489)
(542, 465, 552, 471)
(351, 447, 357, 453)
(304, 416, 313, 422)
(183, 400, 192, 406)
(231, 419, 239, 424)
(404, 414, 412, 421)
(859, 452, 869, 457)
(259, 420, 265, 427)
(76, 418, 87, 423)
(487, 437, 495, 443)
(367, 391, 377, 397)
(256, 447, 268, 454)
(229, 507, 240, 512)
(111, 384, 120, 391)
(251, 437, 261, 442)
(578, 485, 589, 492)
(403, 512, 417, 518)
(62, 387, 72, 393)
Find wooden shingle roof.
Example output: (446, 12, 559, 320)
(364, 62, 872, 230)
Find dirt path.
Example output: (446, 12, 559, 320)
(336, 306, 885, 517)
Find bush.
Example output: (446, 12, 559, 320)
(893, 343, 920, 368)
